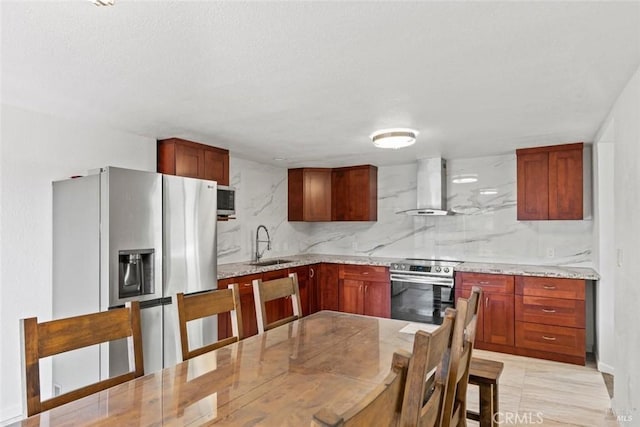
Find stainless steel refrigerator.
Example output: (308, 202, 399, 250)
(52, 167, 217, 397)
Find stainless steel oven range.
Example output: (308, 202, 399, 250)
(390, 259, 462, 325)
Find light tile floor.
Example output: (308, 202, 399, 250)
(466, 349, 618, 427)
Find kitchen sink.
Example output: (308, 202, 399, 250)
(249, 259, 293, 267)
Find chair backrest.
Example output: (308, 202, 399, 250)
(440, 286, 482, 427)
(176, 283, 243, 361)
(21, 301, 144, 417)
(253, 272, 302, 334)
(311, 350, 411, 427)
(398, 308, 457, 427)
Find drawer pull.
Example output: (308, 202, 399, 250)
(362, 271, 369, 275)
(543, 285, 556, 290)
(478, 281, 489, 285)
(485, 297, 488, 308)
(243, 283, 252, 287)
(542, 308, 556, 313)
(542, 335, 557, 341)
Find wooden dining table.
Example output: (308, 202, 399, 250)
(15, 310, 500, 426)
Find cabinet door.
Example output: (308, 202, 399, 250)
(216, 278, 235, 340)
(203, 149, 229, 186)
(456, 287, 484, 343)
(348, 167, 377, 221)
(332, 166, 377, 221)
(549, 147, 582, 219)
(304, 170, 332, 221)
(175, 143, 205, 179)
(262, 269, 290, 323)
(331, 169, 349, 220)
(289, 266, 310, 316)
(233, 273, 261, 338)
(318, 263, 340, 311)
(340, 279, 364, 314)
(288, 169, 331, 221)
(363, 281, 390, 318)
(483, 293, 515, 346)
(308, 264, 319, 314)
(517, 151, 549, 220)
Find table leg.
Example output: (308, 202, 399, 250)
(492, 383, 499, 427)
(478, 383, 493, 427)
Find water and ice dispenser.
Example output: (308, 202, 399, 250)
(118, 249, 155, 298)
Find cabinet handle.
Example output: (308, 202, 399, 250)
(364, 285, 368, 294)
(243, 283, 252, 287)
(309, 267, 315, 278)
(543, 285, 556, 290)
(542, 308, 556, 313)
(542, 335, 557, 341)
(478, 281, 489, 285)
(362, 271, 369, 275)
(485, 297, 488, 308)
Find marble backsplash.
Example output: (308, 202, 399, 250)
(218, 154, 593, 267)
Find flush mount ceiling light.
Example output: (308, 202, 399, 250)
(369, 128, 418, 149)
(91, 0, 115, 6)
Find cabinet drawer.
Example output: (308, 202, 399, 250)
(515, 296, 585, 328)
(515, 277, 585, 300)
(456, 272, 514, 294)
(340, 265, 389, 282)
(224, 274, 262, 295)
(515, 321, 585, 357)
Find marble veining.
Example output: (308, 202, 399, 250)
(217, 153, 594, 273)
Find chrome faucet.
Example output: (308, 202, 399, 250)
(255, 225, 271, 262)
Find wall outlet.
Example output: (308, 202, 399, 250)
(546, 247, 555, 258)
(53, 384, 61, 396)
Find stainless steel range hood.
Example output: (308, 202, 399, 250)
(398, 158, 451, 216)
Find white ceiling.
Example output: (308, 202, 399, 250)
(2, 1, 639, 167)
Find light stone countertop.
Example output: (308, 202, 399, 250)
(217, 254, 600, 281)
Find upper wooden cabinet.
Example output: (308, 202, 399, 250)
(516, 143, 583, 220)
(288, 168, 332, 221)
(157, 138, 230, 186)
(332, 165, 377, 221)
(288, 165, 377, 222)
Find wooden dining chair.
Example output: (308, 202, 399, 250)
(20, 301, 144, 417)
(441, 287, 482, 427)
(398, 308, 457, 427)
(253, 272, 302, 334)
(176, 283, 243, 361)
(311, 350, 411, 427)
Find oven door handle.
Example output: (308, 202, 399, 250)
(390, 274, 454, 287)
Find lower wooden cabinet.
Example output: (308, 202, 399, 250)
(218, 273, 261, 339)
(338, 265, 390, 318)
(455, 272, 587, 365)
(318, 263, 340, 311)
(456, 272, 515, 348)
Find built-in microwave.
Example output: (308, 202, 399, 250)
(217, 185, 235, 216)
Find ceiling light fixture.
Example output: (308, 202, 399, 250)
(369, 128, 418, 149)
(91, 0, 115, 6)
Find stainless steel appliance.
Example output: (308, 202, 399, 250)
(390, 259, 461, 324)
(52, 167, 218, 397)
(217, 185, 235, 216)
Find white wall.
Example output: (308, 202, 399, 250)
(599, 64, 640, 419)
(0, 104, 156, 423)
(592, 125, 616, 374)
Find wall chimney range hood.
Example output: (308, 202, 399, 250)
(398, 158, 451, 216)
